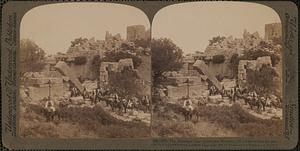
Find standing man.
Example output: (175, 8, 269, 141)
(231, 87, 236, 103)
(183, 98, 193, 121)
(44, 98, 56, 122)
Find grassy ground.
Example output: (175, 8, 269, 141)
(19, 103, 150, 138)
(152, 103, 283, 137)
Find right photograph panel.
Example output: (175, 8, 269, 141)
(151, 2, 283, 137)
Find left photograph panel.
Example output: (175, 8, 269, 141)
(19, 3, 151, 138)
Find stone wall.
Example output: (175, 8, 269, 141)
(265, 23, 282, 41)
(68, 54, 99, 80)
(206, 62, 233, 78)
(99, 62, 119, 84)
(167, 83, 209, 101)
(27, 84, 68, 101)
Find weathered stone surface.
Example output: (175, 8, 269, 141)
(54, 61, 84, 93)
(193, 60, 222, 90)
(265, 23, 282, 40)
(127, 25, 148, 41)
(238, 56, 273, 86)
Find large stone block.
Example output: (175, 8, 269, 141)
(54, 61, 84, 94)
(193, 60, 222, 90)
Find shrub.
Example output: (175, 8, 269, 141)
(240, 49, 280, 66)
(73, 56, 87, 65)
(103, 51, 142, 68)
(246, 64, 279, 95)
(212, 55, 225, 64)
(208, 36, 226, 46)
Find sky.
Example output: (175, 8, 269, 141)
(21, 3, 150, 54)
(152, 2, 281, 54)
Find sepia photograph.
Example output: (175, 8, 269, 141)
(19, 3, 151, 138)
(1, 0, 298, 150)
(151, 2, 283, 137)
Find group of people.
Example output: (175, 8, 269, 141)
(43, 85, 150, 122)
(241, 91, 281, 111)
(181, 96, 207, 121)
(179, 84, 281, 122)
(220, 85, 281, 111)
(75, 86, 151, 114)
(103, 93, 150, 114)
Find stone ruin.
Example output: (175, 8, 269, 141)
(265, 22, 282, 41)
(238, 56, 272, 86)
(99, 58, 135, 84)
(105, 31, 122, 41)
(205, 29, 263, 57)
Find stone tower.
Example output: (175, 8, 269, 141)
(264, 23, 282, 41)
(126, 25, 147, 42)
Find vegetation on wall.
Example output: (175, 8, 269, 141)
(246, 64, 278, 95)
(73, 56, 87, 65)
(212, 54, 225, 64)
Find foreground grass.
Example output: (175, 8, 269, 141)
(20, 104, 150, 138)
(152, 103, 283, 137)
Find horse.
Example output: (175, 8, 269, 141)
(139, 96, 150, 113)
(121, 98, 132, 112)
(131, 97, 142, 111)
(109, 95, 123, 113)
(43, 107, 61, 122)
(192, 98, 207, 122)
(183, 107, 193, 121)
(104, 96, 116, 110)
(244, 96, 262, 111)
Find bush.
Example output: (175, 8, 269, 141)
(212, 55, 225, 64)
(246, 64, 278, 95)
(103, 51, 142, 68)
(240, 49, 280, 66)
(208, 36, 226, 46)
(73, 56, 87, 65)
(108, 69, 139, 97)
(134, 39, 150, 49)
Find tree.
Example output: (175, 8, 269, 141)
(134, 39, 150, 49)
(151, 38, 183, 85)
(20, 39, 46, 76)
(103, 51, 142, 68)
(108, 68, 139, 97)
(73, 56, 87, 65)
(212, 54, 225, 64)
(120, 42, 134, 51)
(240, 49, 280, 66)
(70, 37, 88, 47)
(208, 36, 226, 46)
(246, 64, 278, 95)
